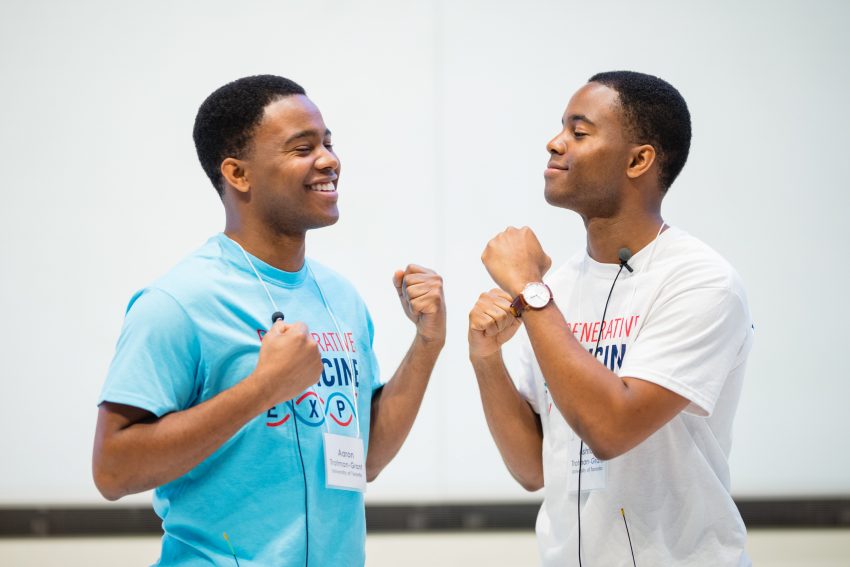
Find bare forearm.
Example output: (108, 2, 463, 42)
(522, 306, 635, 456)
(366, 336, 443, 480)
(471, 352, 543, 491)
(478, 226, 689, 461)
(93, 377, 267, 499)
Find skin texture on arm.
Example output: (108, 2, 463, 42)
(521, 303, 689, 460)
(92, 321, 323, 500)
(480, 227, 689, 461)
(366, 265, 445, 481)
(470, 355, 544, 491)
(468, 289, 544, 490)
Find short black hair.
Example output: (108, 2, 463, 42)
(193, 75, 306, 196)
(588, 71, 691, 190)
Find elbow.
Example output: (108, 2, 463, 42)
(93, 472, 125, 502)
(518, 474, 544, 492)
(511, 464, 544, 492)
(585, 444, 621, 462)
(92, 459, 129, 501)
(581, 432, 629, 462)
(366, 460, 383, 483)
(100, 490, 124, 502)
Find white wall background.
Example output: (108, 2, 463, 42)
(1, 0, 847, 506)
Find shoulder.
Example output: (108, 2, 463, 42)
(654, 228, 748, 301)
(137, 235, 232, 310)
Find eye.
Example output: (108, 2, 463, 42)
(574, 131, 587, 139)
(324, 142, 334, 151)
(293, 145, 313, 154)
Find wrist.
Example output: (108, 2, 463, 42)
(413, 331, 445, 353)
(520, 300, 555, 319)
(510, 282, 553, 317)
(469, 349, 503, 366)
(240, 370, 277, 415)
(506, 273, 544, 297)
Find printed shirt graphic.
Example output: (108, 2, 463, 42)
(513, 227, 755, 567)
(99, 234, 382, 567)
(262, 328, 363, 431)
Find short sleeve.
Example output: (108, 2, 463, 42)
(99, 288, 201, 417)
(619, 286, 753, 417)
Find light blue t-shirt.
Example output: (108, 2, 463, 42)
(99, 233, 382, 566)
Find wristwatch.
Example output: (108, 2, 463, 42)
(509, 282, 553, 317)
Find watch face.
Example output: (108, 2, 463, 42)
(523, 282, 551, 309)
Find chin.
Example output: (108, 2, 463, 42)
(308, 211, 340, 230)
(544, 186, 574, 209)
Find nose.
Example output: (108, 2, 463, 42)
(316, 146, 340, 172)
(546, 131, 566, 156)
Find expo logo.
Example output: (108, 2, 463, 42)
(294, 391, 326, 427)
(265, 390, 356, 429)
(325, 392, 355, 427)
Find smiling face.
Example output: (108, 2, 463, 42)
(543, 82, 634, 219)
(240, 94, 341, 236)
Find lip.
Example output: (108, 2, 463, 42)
(544, 165, 568, 177)
(307, 188, 339, 200)
(307, 177, 337, 185)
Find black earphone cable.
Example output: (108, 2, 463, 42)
(290, 399, 310, 567)
(577, 262, 626, 567)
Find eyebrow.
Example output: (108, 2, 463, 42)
(563, 114, 596, 127)
(284, 128, 333, 144)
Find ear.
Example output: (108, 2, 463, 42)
(626, 144, 656, 180)
(220, 158, 251, 194)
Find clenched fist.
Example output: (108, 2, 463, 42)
(481, 226, 552, 296)
(393, 264, 446, 345)
(251, 321, 323, 405)
(468, 289, 522, 359)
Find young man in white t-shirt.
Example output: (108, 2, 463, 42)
(468, 71, 754, 566)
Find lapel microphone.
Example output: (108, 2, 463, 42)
(272, 311, 285, 324)
(618, 247, 634, 273)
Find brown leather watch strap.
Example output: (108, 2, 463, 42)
(509, 293, 528, 317)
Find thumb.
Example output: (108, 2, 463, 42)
(392, 270, 404, 294)
(271, 320, 290, 335)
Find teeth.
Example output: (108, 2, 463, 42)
(309, 182, 336, 192)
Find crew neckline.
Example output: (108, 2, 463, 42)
(216, 233, 310, 288)
(583, 225, 678, 277)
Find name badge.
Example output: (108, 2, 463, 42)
(567, 435, 607, 492)
(323, 432, 367, 493)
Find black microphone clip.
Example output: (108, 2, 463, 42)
(618, 248, 634, 273)
(271, 311, 285, 324)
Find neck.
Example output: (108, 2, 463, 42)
(584, 211, 665, 265)
(224, 217, 306, 272)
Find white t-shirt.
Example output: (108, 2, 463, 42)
(514, 227, 754, 567)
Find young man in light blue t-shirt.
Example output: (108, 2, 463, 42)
(93, 75, 446, 567)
